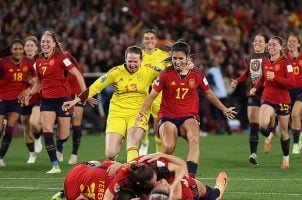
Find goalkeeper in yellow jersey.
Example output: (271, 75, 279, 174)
(62, 46, 161, 162)
(139, 29, 169, 155)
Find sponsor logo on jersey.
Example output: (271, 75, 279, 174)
(171, 81, 176, 85)
(8, 68, 13, 72)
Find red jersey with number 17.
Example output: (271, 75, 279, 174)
(35, 51, 75, 98)
(153, 66, 210, 119)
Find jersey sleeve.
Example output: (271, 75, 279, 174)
(273, 62, 296, 88)
(152, 72, 165, 92)
(199, 73, 210, 91)
(88, 67, 118, 97)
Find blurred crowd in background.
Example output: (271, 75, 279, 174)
(1, 0, 302, 133)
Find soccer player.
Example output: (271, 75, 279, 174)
(137, 40, 236, 178)
(231, 33, 273, 165)
(56, 51, 86, 165)
(26, 31, 86, 173)
(139, 29, 169, 155)
(19, 35, 42, 164)
(0, 39, 35, 166)
(250, 36, 295, 169)
(63, 46, 161, 162)
(286, 35, 302, 154)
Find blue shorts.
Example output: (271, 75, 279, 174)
(248, 96, 261, 107)
(20, 105, 34, 116)
(262, 101, 291, 116)
(40, 97, 72, 117)
(158, 116, 199, 136)
(0, 100, 21, 115)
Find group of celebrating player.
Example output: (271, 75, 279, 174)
(231, 34, 302, 168)
(1, 28, 301, 199)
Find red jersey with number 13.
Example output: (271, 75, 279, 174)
(153, 66, 210, 118)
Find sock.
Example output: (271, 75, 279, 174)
(141, 131, 149, 145)
(155, 135, 163, 152)
(187, 161, 198, 178)
(292, 129, 300, 143)
(56, 137, 69, 153)
(280, 138, 290, 156)
(44, 132, 58, 164)
(259, 126, 270, 137)
(203, 186, 220, 200)
(249, 123, 259, 154)
(127, 145, 138, 162)
(33, 131, 41, 140)
(26, 142, 35, 153)
(72, 126, 82, 155)
(0, 126, 13, 158)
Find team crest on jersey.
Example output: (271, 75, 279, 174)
(154, 66, 161, 72)
(275, 64, 280, 71)
(23, 66, 28, 72)
(250, 59, 261, 71)
(189, 79, 195, 88)
(137, 74, 143, 81)
(49, 59, 55, 66)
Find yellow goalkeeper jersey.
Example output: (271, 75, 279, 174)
(142, 48, 169, 117)
(88, 64, 160, 116)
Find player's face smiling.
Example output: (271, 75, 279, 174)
(125, 52, 141, 73)
(11, 43, 24, 62)
(143, 33, 156, 51)
(253, 35, 266, 53)
(25, 40, 38, 58)
(172, 51, 187, 72)
(41, 35, 56, 57)
(287, 36, 299, 52)
(268, 39, 282, 56)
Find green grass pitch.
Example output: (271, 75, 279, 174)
(0, 133, 301, 199)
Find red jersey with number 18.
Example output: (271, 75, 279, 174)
(153, 66, 210, 119)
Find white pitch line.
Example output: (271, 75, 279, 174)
(196, 177, 302, 181)
(0, 177, 63, 180)
(1, 177, 302, 181)
(228, 191, 302, 196)
(0, 186, 60, 190)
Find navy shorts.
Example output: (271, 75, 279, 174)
(248, 96, 261, 107)
(0, 100, 21, 115)
(158, 116, 199, 136)
(289, 88, 302, 104)
(40, 97, 72, 117)
(262, 101, 291, 116)
(20, 105, 34, 116)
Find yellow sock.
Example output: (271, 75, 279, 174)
(142, 131, 149, 145)
(127, 145, 138, 162)
(155, 135, 163, 153)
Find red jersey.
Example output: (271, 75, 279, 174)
(64, 52, 85, 96)
(64, 160, 114, 200)
(0, 56, 34, 100)
(254, 56, 295, 104)
(153, 67, 210, 118)
(35, 51, 75, 98)
(285, 52, 302, 88)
